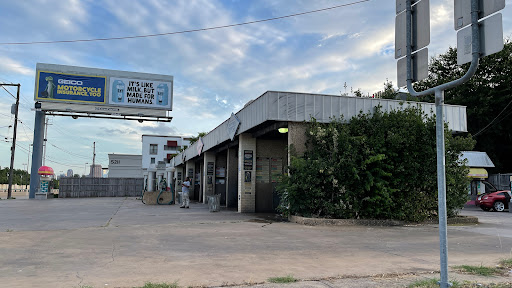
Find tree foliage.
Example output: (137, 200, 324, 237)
(188, 132, 207, 144)
(0, 167, 30, 185)
(414, 40, 512, 172)
(381, 79, 398, 99)
(277, 106, 474, 222)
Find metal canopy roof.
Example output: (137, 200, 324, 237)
(172, 91, 468, 166)
(460, 151, 495, 168)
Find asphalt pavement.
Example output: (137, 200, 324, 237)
(0, 197, 511, 288)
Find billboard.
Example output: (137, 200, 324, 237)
(35, 71, 106, 104)
(110, 77, 171, 110)
(34, 63, 173, 114)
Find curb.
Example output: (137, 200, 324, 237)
(289, 215, 478, 227)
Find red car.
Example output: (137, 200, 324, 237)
(476, 182, 511, 212)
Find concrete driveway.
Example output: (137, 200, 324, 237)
(0, 197, 511, 288)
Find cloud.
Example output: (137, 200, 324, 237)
(0, 57, 34, 76)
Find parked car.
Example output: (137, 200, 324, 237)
(475, 181, 511, 212)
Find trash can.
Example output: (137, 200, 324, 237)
(207, 194, 221, 212)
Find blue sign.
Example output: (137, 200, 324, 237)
(35, 71, 106, 104)
(40, 180, 49, 194)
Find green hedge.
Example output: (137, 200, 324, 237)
(277, 106, 474, 222)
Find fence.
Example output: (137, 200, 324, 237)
(488, 174, 512, 191)
(59, 177, 144, 198)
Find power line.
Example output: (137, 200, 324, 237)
(1, 85, 16, 99)
(473, 98, 512, 137)
(0, 0, 371, 46)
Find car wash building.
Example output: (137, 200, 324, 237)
(169, 91, 468, 213)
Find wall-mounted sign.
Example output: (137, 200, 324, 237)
(197, 138, 204, 156)
(244, 150, 253, 170)
(215, 167, 226, 178)
(244, 171, 252, 183)
(109, 77, 171, 110)
(35, 71, 106, 104)
(227, 113, 241, 141)
(207, 162, 214, 176)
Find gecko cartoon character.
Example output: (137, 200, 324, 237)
(41, 76, 56, 98)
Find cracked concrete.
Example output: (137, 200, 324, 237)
(0, 198, 511, 288)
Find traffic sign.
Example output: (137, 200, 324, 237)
(395, 0, 430, 59)
(457, 13, 504, 65)
(454, 0, 505, 30)
(397, 48, 428, 88)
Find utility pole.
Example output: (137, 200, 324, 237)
(92, 141, 96, 177)
(1, 83, 21, 199)
(27, 144, 32, 189)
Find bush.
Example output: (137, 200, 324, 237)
(277, 106, 474, 222)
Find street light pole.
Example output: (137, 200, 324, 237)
(2, 83, 21, 199)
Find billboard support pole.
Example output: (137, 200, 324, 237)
(29, 108, 45, 199)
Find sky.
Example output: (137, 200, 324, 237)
(0, 0, 511, 176)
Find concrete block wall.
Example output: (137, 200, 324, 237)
(238, 133, 256, 213)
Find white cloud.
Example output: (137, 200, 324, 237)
(0, 57, 34, 76)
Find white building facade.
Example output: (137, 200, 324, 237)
(108, 154, 143, 178)
(141, 135, 191, 169)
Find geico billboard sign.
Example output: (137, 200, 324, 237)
(58, 79, 83, 86)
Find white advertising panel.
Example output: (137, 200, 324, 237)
(109, 77, 172, 110)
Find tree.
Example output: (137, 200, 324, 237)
(277, 106, 474, 222)
(189, 132, 207, 144)
(414, 40, 512, 172)
(354, 89, 363, 97)
(0, 168, 30, 185)
(381, 79, 398, 99)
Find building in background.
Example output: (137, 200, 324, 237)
(108, 154, 143, 178)
(66, 169, 73, 177)
(141, 135, 191, 169)
(89, 164, 102, 178)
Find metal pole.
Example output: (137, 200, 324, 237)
(27, 144, 31, 189)
(7, 84, 20, 199)
(29, 109, 45, 199)
(436, 89, 449, 288)
(42, 117, 49, 166)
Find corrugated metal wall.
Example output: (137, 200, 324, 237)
(173, 91, 468, 164)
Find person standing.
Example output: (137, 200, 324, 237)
(180, 177, 190, 208)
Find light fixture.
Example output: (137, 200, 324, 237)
(278, 128, 288, 133)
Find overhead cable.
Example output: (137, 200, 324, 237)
(0, 0, 371, 46)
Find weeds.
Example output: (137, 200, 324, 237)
(134, 282, 179, 288)
(268, 275, 297, 284)
(453, 265, 504, 276)
(498, 258, 512, 269)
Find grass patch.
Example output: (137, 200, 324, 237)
(134, 282, 179, 288)
(268, 275, 297, 284)
(498, 258, 512, 269)
(453, 264, 503, 276)
(408, 278, 461, 288)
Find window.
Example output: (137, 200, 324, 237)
(164, 145, 180, 150)
(150, 158, 155, 164)
(149, 144, 158, 155)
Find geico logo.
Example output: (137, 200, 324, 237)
(58, 79, 83, 85)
